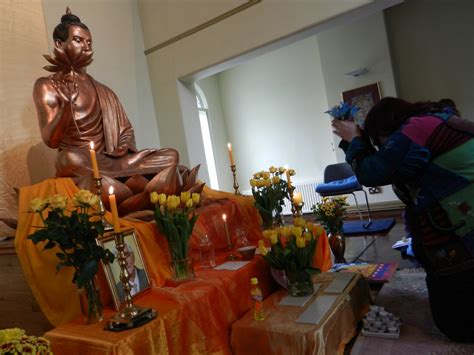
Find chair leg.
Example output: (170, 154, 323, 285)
(360, 189, 373, 229)
(351, 192, 364, 222)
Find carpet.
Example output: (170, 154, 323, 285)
(351, 268, 474, 354)
(343, 218, 395, 236)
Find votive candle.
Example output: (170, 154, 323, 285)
(89, 141, 100, 179)
(108, 186, 121, 233)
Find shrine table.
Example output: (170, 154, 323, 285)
(230, 273, 371, 355)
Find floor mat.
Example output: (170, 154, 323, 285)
(343, 218, 395, 236)
(351, 269, 474, 354)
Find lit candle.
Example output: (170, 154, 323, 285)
(89, 141, 100, 179)
(108, 186, 121, 233)
(227, 143, 235, 166)
(222, 214, 231, 246)
(293, 192, 303, 205)
(285, 164, 292, 188)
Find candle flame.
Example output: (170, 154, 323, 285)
(222, 214, 227, 221)
(227, 142, 232, 150)
(90, 141, 94, 150)
(108, 186, 114, 195)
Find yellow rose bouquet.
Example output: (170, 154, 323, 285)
(312, 196, 349, 235)
(250, 166, 292, 229)
(258, 218, 323, 296)
(150, 191, 201, 280)
(28, 190, 115, 321)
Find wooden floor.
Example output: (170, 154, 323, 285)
(0, 208, 411, 337)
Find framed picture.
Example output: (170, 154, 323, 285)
(342, 82, 381, 128)
(99, 228, 151, 310)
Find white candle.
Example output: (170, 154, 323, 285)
(89, 141, 100, 179)
(222, 214, 231, 246)
(227, 143, 235, 166)
(108, 186, 121, 233)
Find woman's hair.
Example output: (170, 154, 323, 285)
(53, 11, 89, 42)
(364, 97, 445, 144)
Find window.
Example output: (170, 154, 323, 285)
(196, 87, 219, 190)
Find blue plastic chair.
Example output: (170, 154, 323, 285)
(315, 163, 372, 227)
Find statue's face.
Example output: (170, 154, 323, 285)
(56, 25, 93, 63)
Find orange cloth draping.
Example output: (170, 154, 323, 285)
(231, 273, 372, 355)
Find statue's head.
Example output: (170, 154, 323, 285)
(47, 8, 93, 72)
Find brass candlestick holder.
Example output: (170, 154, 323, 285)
(105, 230, 157, 331)
(93, 177, 114, 231)
(288, 185, 296, 217)
(293, 202, 304, 218)
(230, 165, 241, 195)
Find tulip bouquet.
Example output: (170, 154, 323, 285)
(151, 191, 201, 279)
(250, 166, 292, 229)
(258, 218, 323, 296)
(28, 190, 115, 321)
(312, 196, 349, 235)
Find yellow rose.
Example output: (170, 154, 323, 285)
(30, 197, 48, 212)
(150, 191, 159, 204)
(296, 236, 306, 248)
(289, 169, 296, 176)
(291, 226, 303, 239)
(262, 179, 271, 187)
(73, 190, 98, 207)
(269, 166, 277, 174)
(271, 176, 280, 185)
(185, 199, 193, 208)
(253, 172, 261, 179)
(192, 193, 200, 205)
(158, 193, 167, 206)
(180, 191, 191, 205)
(258, 240, 268, 256)
(48, 194, 67, 210)
(269, 232, 278, 245)
(262, 172, 270, 179)
(249, 179, 257, 188)
(278, 166, 286, 174)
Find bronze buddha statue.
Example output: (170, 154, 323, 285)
(33, 9, 203, 215)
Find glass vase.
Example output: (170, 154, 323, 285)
(78, 277, 103, 324)
(286, 270, 314, 297)
(170, 257, 195, 281)
(328, 232, 347, 264)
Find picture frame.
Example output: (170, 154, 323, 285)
(342, 82, 381, 128)
(99, 228, 151, 310)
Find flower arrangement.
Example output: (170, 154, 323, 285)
(250, 166, 292, 229)
(258, 218, 323, 296)
(325, 101, 360, 121)
(312, 196, 349, 235)
(28, 190, 115, 321)
(0, 328, 52, 354)
(151, 191, 201, 279)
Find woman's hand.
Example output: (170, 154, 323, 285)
(332, 120, 362, 142)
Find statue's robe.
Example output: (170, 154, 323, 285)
(56, 76, 178, 179)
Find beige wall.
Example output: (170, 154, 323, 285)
(138, 0, 373, 168)
(0, 1, 49, 237)
(385, 0, 474, 118)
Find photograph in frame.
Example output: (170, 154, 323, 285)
(342, 82, 381, 128)
(99, 228, 151, 310)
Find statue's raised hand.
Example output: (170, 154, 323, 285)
(49, 72, 79, 107)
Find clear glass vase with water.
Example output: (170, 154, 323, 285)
(199, 234, 216, 268)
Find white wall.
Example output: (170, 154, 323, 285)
(317, 12, 399, 204)
(138, 0, 374, 172)
(217, 36, 336, 190)
(41, 0, 160, 149)
(385, 0, 474, 118)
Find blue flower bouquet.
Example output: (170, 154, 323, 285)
(325, 102, 360, 121)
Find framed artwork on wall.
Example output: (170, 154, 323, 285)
(342, 82, 381, 128)
(99, 229, 151, 310)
